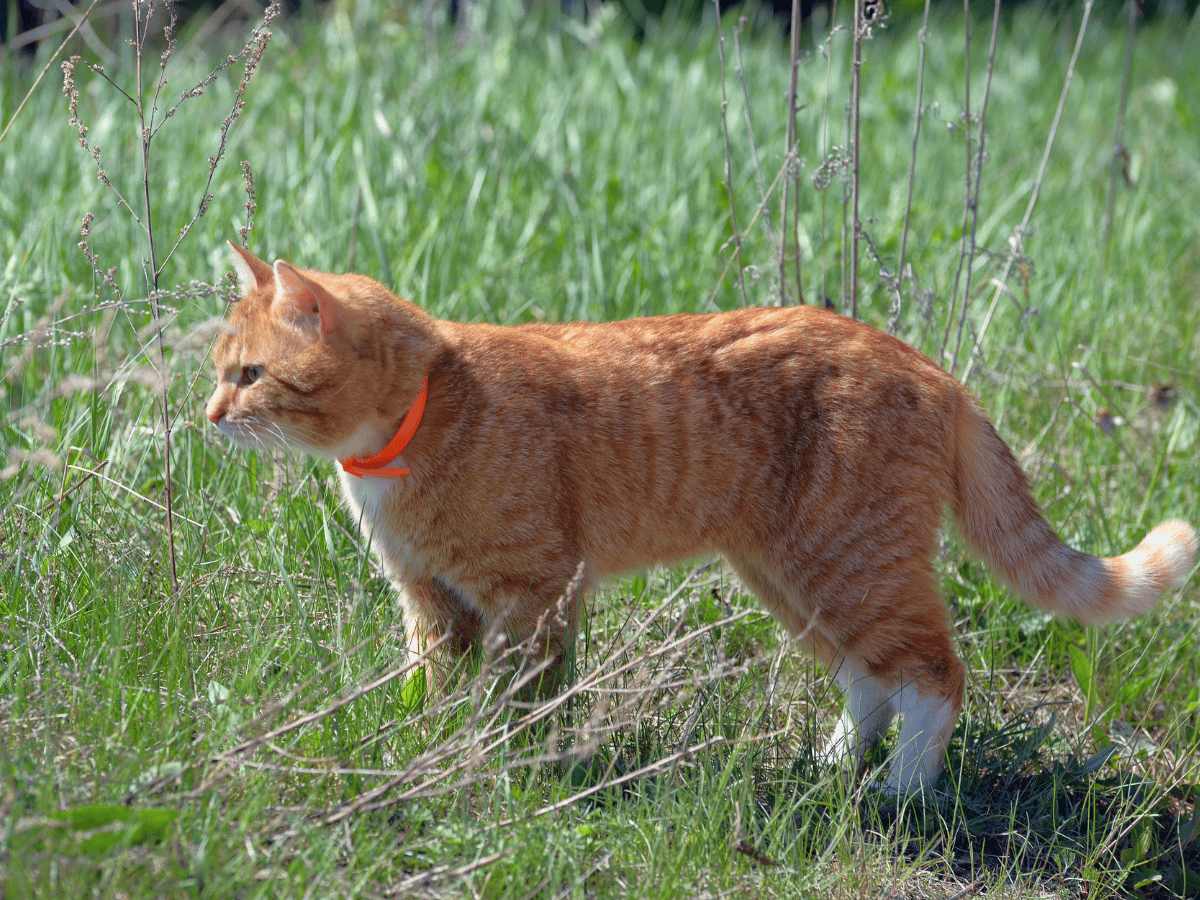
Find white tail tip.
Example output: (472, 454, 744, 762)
(1096, 519, 1198, 623)
(1137, 519, 1199, 590)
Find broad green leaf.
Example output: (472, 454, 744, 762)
(400, 667, 427, 713)
(1067, 644, 1094, 695)
(38, 804, 180, 854)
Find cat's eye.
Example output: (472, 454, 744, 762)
(240, 365, 264, 386)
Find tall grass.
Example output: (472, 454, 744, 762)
(1, 1, 1198, 897)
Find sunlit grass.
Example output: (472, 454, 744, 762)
(1, 1, 1198, 897)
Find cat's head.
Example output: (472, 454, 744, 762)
(206, 242, 437, 460)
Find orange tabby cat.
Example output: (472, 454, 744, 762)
(206, 242, 1196, 795)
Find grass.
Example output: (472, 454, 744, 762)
(2, 0, 1199, 896)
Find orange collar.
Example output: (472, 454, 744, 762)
(338, 376, 429, 479)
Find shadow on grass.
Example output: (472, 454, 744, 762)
(558, 710, 1200, 898)
(924, 714, 1200, 898)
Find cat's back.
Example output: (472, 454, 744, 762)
(409, 304, 966, 578)
(437, 303, 963, 482)
(511, 304, 827, 355)
(472, 304, 955, 400)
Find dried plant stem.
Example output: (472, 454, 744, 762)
(0, 0, 104, 149)
(847, 0, 865, 320)
(941, 1, 973, 363)
(961, 0, 1095, 386)
(221, 640, 444, 762)
(64, 462, 203, 528)
(780, 0, 804, 306)
(208, 567, 765, 824)
(501, 735, 734, 827)
(1099, 0, 1139, 287)
(61, 0, 280, 594)
(732, 23, 779, 263)
(816, 3, 839, 305)
(129, 2, 179, 592)
(946, 0, 1001, 374)
(705, 146, 798, 311)
(894, 0, 933, 325)
(713, 1, 747, 304)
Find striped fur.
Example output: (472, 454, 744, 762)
(206, 244, 1196, 794)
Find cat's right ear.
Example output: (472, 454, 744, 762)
(273, 261, 343, 343)
(227, 240, 275, 296)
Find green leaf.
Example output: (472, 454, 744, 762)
(207, 680, 231, 705)
(1178, 806, 1200, 846)
(1081, 744, 1118, 774)
(1119, 817, 1159, 873)
(400, 667, 427, 713)
(37, 804, 180, 854)
(53, 804, 133, 831)
(1130, 869, 1162, 890)
(1171, 866, 1200, 896)
(128, 760, 185, 795)
(1067, 643, 1094, 695)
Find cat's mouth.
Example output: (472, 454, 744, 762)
(214, 410, 375, 463)
(213, 414, 312, 455)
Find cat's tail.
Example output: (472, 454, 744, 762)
(950, 397, 1196, 624)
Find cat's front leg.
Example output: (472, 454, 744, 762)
(397, 578, 485, 688)
(474, 573, 586, 699)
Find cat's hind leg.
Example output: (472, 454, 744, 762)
(823, 652, 963, 798)
(726, 548, 962, 792)
(803, 563, 966, 797)
(846, 638, 964, 798)
(822, 654, 898, 769)
(825, 661, 960, 798)
(881, 678, 960, 797)
(723, 553, 898, 769)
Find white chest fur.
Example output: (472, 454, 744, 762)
(338, 463, 420, 574)
(336, 463, 486, 617)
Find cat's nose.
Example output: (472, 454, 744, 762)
(206, 401, 223, 425)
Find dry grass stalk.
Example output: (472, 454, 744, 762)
(159, 566, 780, 828)
(1099, 0, 1140, 285)
(962, 0, 1097, 386)
(713, 1, 748, 305)
(892, 0, 933, 333)
(944, 0, 1002, 374)
(57, 0, 282, 592)
(781, 0, 805, 305)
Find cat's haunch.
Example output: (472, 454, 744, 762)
(207, 242, 1197, 796)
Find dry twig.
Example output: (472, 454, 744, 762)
(962, 0, 1097, 385)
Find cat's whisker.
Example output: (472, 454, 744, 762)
(261, 420, 294, 448)
(230, 415, 309, 455)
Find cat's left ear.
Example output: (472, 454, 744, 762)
(227, 240, 274, 295)
(273, 261, 342, 342)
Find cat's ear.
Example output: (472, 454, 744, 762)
(273, 261, 342, 342)
(227, 240, 275, 296)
